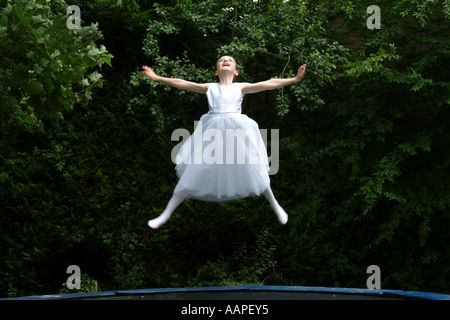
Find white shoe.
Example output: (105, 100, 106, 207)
(274, 204, 288, 225)
(148, 215, 168, 229)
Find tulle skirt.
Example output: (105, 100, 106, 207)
(174, 112, 270, 202)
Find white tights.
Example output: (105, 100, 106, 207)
(147, 192, 186, 229)
(262, 187, 289, 225)
(148, 186, 288, 229)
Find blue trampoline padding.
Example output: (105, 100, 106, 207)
(3, 285, 450, 300)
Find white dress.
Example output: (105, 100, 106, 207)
(173, 82, 270, 202)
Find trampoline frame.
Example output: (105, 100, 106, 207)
(3, 285, 450, 300)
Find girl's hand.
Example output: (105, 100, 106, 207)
(141, 65, 158, 80)
(295, 64, 306, 82)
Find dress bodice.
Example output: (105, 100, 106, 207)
(206, 83, 242, 114)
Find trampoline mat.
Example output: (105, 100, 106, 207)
(5, 285, 449, 301)
(88, 290, 402, 300)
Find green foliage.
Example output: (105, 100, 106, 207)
(186, 230, 280, 287)
(0, 0, 112, 124)
(0, 0, 113, 297)
(59, 273, 101, 294)
(1, 0, 450, 298)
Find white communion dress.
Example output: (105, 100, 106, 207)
(173, 82, 270, 202)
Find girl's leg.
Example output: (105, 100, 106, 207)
(263, 186, 288, 225)
(148, 192, 186, 229)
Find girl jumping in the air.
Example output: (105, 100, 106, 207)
(141, 56, 306, 229)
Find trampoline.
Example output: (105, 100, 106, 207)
(5, 285, 450, 300)
(4, 285, 448, 317)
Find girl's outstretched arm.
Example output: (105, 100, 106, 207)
(241, 64, 306, 95)
(141, 65, 209, 94)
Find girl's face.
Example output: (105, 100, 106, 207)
(215, 56, 239, 78)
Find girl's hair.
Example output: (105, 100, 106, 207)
(215, 56, 240, 82)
